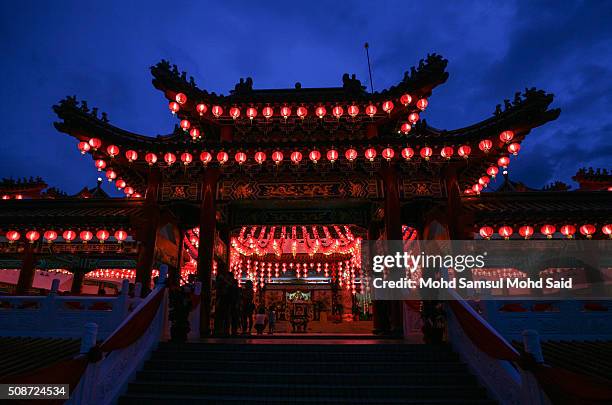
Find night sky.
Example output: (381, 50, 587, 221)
(1, 1, 610, 196)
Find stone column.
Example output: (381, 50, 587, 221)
(71, 269, 85, 294)
(135, 168, 161, 296)
(16, 244, 36, 294)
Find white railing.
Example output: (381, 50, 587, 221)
(0, 279, 140, 339)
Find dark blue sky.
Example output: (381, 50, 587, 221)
(1, 1, 610, 195)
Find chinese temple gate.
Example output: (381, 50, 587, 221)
(1, 54, 611, 337)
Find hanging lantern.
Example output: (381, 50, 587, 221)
(499, 130, 514, 143)
(458, 145, 471, 159)
(43, 230, 58, 243)
(196, 103, 207, 116)
(315, 106, 327, 118)
(478, 139, 493, 153)
(189, 128, 201, 140)
(95, 159, 106, 171)
(212, 105, 223, 118)
(96, 229, 109, 243)
(309, 150, 321, 164)
(229, 107, 241, 119)
(464, 188, 474, 195)
(6, 230, 21, 243)
(478, 176, 490, 187)
(106, 145, 119, 158)
(441, 146, 454, 159)
(244, 107, 257, 121)
(479, 226, 494, 240)
(332, 106, 344, 119)
(540, 224, 556, 239)
(124, 186, 135, 196)
(485, 166, 499, 179)
(296, 106, 307, 119)
(416, 98, 428, 111)
(508, 142, 521, 155)
(180, 120, 191, 131)
(348, 105, 359, 117)
(382, 147, 395, 161)
(180, 152, 193, 165)
(116, 179, 126, 189)
(580, 224, 596, 239)
(290, 151, 302, 164)
(498, 156, 510, 168)
(125, 150, 138, 162)
(164, 152, 177, 166)
(235, 152, 247, 165)
(175, 93, 187, 105)
(345, 148, 357, 162)
(254, 151, 266, 164)
(62, 230, 76, 242)
(365, 148, 377, 162)
(217, 151, 229, 165)
(382, 100, 394, 114)
(408, 112, 420, 124)
(326, 149, 339, 163)
(200, 151, 212, 165)
(261, 106, 273, 120)
(602, 224, 612, 239)
(400, 94, 412, 106)
(168, 101, 180, 114)
(105, 169, 117, 182)
(26, 230, 40, 243)
(519, 226, 534, 239)
(280, 106, 291, 119)
(88, 138, 102, 150)
(400, 123, 412, 134)
(420, 146, 432, 160)
(560, 225, 576, 239)
(145, 152, 158, 166)
(499, 226, 513, 240)
(401, 147, 414, 161)
(472, 183, 483, 194)
(114, 229, 128, 242)
(272, 151, 284, 165)
(80, 230, 93, 243)
(78, 141, 91, 154)
(1, 195, 9, 200)
(365, 104, 377, 117)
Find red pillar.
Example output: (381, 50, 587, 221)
(444, 164, 466, 239)
(198, 168, 220, 337)
(70, 270, 85, 294)
(16, 244, 36, 294)
(135, 169, 161, 296)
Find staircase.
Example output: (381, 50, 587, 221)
(119, 341, 496, 404)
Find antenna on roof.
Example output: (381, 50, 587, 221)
(364, 42, 374, 94)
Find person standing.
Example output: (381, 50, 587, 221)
(267, 305, 276, 334)
(254, 305, 267, 335)
(241, 280, 255, 335)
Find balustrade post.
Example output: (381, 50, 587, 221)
(115, 279, 130, 324)
(80, 322, 98, 354)
(522, 329, 544, 363)
(44, 279, 61, 335)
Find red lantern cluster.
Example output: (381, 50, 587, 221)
(478, 223, 605, 239)
(4, 229, 130, 244)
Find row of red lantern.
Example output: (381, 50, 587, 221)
(465, 154, 516, 195)
(478, 224, 611, 240)
(4, 229, 129, 244)
(1, 194, 24, 200)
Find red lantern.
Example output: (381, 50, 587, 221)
(15, 194, 22, 200)
(175, 93, 187, 105)
(499, 130, 514, 143)
(499, 226, 513, 239)
(106, 145, 119, 158)
(114, 230, 128, 242)
(464, 188, 474, 195)
(560, 225, 576, 239)
(400, 94, 412, 106)
(382, 148, 395, 161)
(296, 106, 307, 119)
(95, 159, 106, 171)
(217, 151, 229, 165)
(105, 169, 117, 182)
(400, 123, 411, 134)
(408, 112, 420, 124)
(80, 230, 93, 243)
(602, 224, 612, 238)
(344, 148, 357, 162)
(145, 152, 157, 166)
(180, 120, 191, 131)
(116, 179, 126, 189)
(309, 150, 321, 163)
(88, 138, 102, 150)
(125, 150, 138, 162)
(280, 106, 291, 119)
(62, 230, 76, 242)
(168, 101, 180, 114)
(315, 106, 327, 118)
(180, 152, 193, 165)
(6, 230, 20, 243)
(43, 230, 58, 243)
(188, 128, 200, 140)
(478, 176, 490, 187)
(78, 141, 91, 154)
(508, 142, 521, 155)
(212, 105, 223, 118)
(540, 224, 556, 238)
(479, 226, 494, 239)
(200, 151, 212, 165)
(326, 149, 339, 163)
(229, 107, 241, 119)
(420, 146, 432, 160)
(401, 147, 414, 161)
(235, 152, 247, 165)
(272, 151, 284, 164)
(164, 152, 177, 166)
(1, 195, 9, 200)
(365, 148, 377, 162)
(290, 151, 302, 164)
(196, 103, 207, 116)
(365, 104, 377, 117)
(332, 106, 344, 119)
(242, 107, 256, 120)
(498, 156, 510, 168)
(441, 146, 454, 159)
(458, 145, 471, 159)
(124, 187, 134, 196)
(262, 106, 273, 119)
(382, 100, 394, 114)
(519, 225, 534, 239)
(478, 139, 493, 153)
(348, 105, 359, 117)
(96, 229, 109, 243)
(254, 151, 266, 164)
(26, 230, 40, 243)
(580, 224, 596, 239)
(416, 98, 428, 111)
(472, 183, 483, 194)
